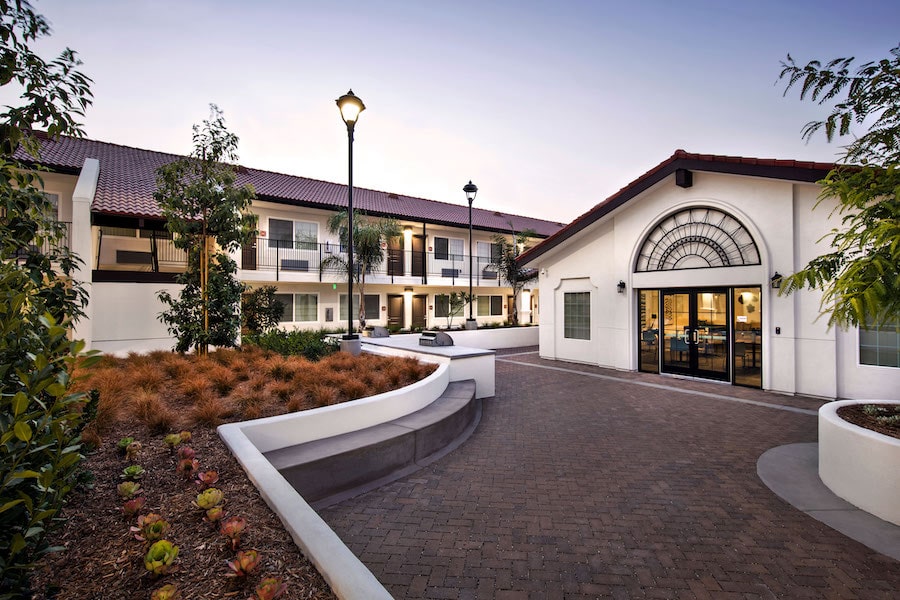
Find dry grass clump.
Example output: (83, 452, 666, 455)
(72, 348, 437, 441)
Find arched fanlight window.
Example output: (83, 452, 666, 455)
(635, 207, 760, 272)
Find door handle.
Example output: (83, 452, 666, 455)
(691, 329, 699, 344)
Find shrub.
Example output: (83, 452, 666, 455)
(243, 329, 336, 360)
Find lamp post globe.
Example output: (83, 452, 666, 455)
(463, 180, 478, 329)
(337, 90, 365, 354)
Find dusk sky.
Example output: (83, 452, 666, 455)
(15, 0, 900, 223)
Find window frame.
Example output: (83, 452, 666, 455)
(268, 217, 318, 250)
(563, 291, 591, 340)
(859, 317, 899, 368)
(476, 294, 503, 316)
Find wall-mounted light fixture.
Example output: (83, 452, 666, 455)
(617, 280, 626, 294)
(404, 287, 413, 293)
(770, 272, 783, 289)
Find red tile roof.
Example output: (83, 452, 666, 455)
(21, 133, 565, 237)
(518, 149, 837, 265)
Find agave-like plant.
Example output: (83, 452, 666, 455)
(150, 583, 181, 600)
(195, 470, 219, 489)
(122, 496, 147, 518)
(117, 436, 135, 454)
(225, 549, 260, 577)
(254, 577, 287, 600)
(219, 516, 247, 550)
(117, 481, 142, 499)
(163, 433, 182, 449)
(176, 445, 195, 461)
(125, 440, 143, 461)
(121, 465, 146, 480)
(205, 505, 225, 523)
(195, 488, 224, 510)
(179, 430, 192, 443)
(144, 540, 178, 576)
(176, 458, 200, 477)
(133, 513, 170, 542)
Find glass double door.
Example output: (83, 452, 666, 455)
(661, 289, 729, 381)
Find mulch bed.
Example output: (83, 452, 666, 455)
(30, 423, 337, 600)
(837, 403, 900, 439)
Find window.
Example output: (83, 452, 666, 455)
(275, 293, 318, 322)
(269, 218, 318, 250)
(434, 236, 464, 260)
(99, 226, 137, 237)
(564, 292, 591, 340)
(434, 294, 450, 318)
(477, 241, 501, 263)
(860, 318, 899, 368)
(340, 294, 380, 320)
(477, 295, 502, 316)
(43, 192, 59, 220)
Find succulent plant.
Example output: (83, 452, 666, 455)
(121, 464, 145, 480)
(205, 505, 225, 523)
(163, 433, 182, 448)
(176, 458, 200, 477)
(133, 513, 170, 542)
(179, 430, 192, 442)
(225, 549, 260, 577)
(122, 496, 146, 517)
(195, 488, 224, 510)
(144, 539, 178, 576)
(117, 436, 135, 453)
(196, 470, 219, 489)
(220, 516, 247, 550)
(176, 445, 195, 461)
(116, 481, 142, 499)
(150, 583, 181, 600)
(125, 440, 142, 461)
(253, 577, 287, 600)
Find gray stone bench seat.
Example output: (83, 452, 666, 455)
(264, 380, 479, 509)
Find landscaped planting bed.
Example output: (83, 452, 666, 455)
(30, 348, 435, 600)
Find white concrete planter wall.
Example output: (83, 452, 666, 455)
(818, 400, 900, 526)
(431, 326, 538, 349)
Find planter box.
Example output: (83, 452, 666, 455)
(818, 400, 900, 526)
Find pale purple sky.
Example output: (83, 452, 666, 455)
(14, 0, 900, 223)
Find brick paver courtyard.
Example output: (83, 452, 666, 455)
(320, 350, 900, 599)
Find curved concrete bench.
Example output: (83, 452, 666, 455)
(264, 379, 479, 509)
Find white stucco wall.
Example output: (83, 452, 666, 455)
(531, 170, 897, 399)
(90, 282, 181, 354)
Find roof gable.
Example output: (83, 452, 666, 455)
(19, 133, 564, 238)
(518, 150, 836, 265)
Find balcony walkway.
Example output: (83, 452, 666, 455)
(320, 348, 900, 599)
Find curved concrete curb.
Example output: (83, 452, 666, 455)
(757, 443, 900, 562)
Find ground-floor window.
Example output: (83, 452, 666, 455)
(340, 294, 380, 321)
(275, 293, 318, 322)
(434, 294, 450, 318)
(477, 295, 502, 316)
(563, 291, 591, 340)
(860, 317, 899, 368)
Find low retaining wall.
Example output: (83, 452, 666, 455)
(819, 400, 900, 526)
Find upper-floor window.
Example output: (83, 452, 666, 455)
(477, 241, 501, 263)
(860, 317, 899, 368)
(43, 192, 59, 220)
(269, 218, 318, 250)
(434, 236, 464, 261)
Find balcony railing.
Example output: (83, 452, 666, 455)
(10, 221, 70, 259)
(242, 238, 508, 286)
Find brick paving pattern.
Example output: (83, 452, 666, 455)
(320, 350, 900, 599)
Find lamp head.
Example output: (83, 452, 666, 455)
(770, 272, 783, 289)
(337, 89, 366, 129)
(463, 180, 478, 204)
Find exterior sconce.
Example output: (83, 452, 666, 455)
(770, 272, 783, 289)
(617, 280, 626, 294)
(404, 287, 413, 292)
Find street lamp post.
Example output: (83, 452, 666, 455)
(463, 180, 478, 330)
(337, 89, 365, 354)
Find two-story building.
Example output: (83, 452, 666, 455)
(21, 133, 563, 354)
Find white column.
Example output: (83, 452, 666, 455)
(403, 227, 413, 277)
(70, 158, 100, 349)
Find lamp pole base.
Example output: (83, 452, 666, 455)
(340, 334, 362, 356)
(464, 318, 478, 330)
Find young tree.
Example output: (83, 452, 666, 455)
(444, 291, 472, 329)
(155, 105, 258, 354)
(241, 285, 284, 335)
(0, 2, 96, 596)
(778, 44, 900, 327)
(490, 228, 538, 325)
(321, 210, 401, 330)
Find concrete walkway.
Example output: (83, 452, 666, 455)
(320, 350, 900, 599)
